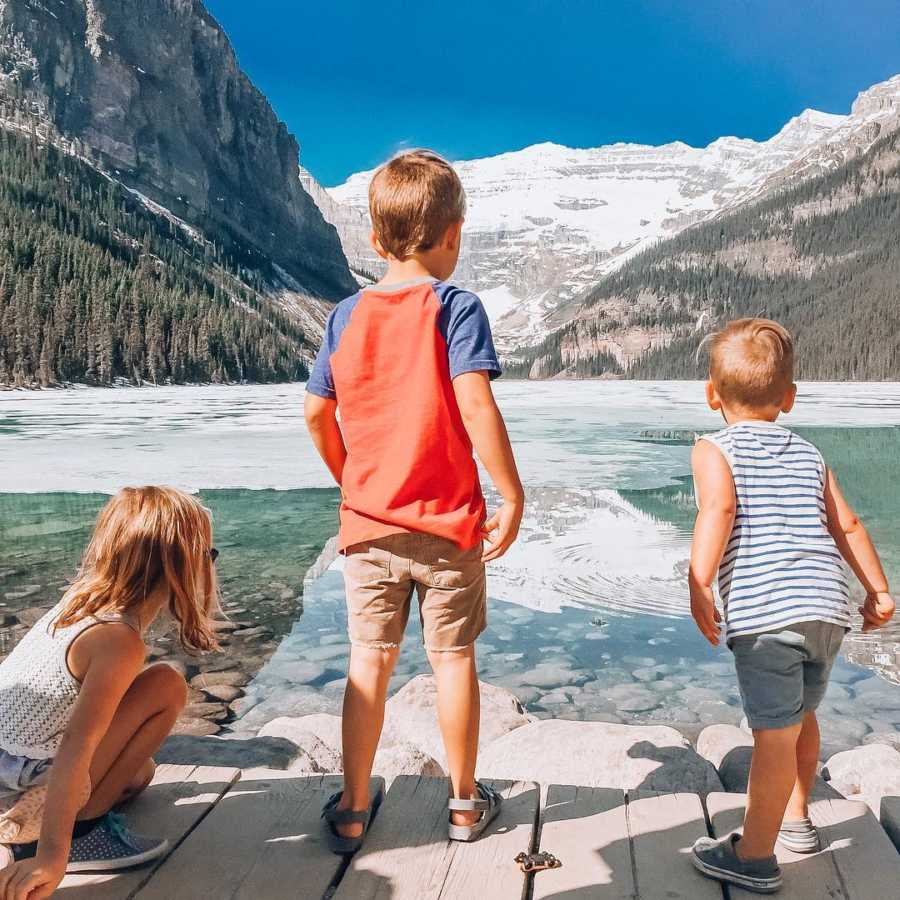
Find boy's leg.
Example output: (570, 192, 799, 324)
(739, 722, 802, 859)
(338, 537, 412, 838)
(416, 534, 487, 828)
(784, 710, 820, 822)
(335, 644, 399, 837)
(80, 663, 188, 818)
(427, 645, 480, 826)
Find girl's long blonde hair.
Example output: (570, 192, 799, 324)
(56, 486, 220, 652)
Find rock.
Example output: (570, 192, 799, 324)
(190, 670, 248, 690)
(202, 684, 244, 703)
(516, 663, 581, 689)
(0, 0, 357, 300)
(184, 702, 228, 722)
(13, 605, 45, 626)
(257, 716, 342, 773)
(233, 625, 272, 639)
(171, 717, 220, 737)
(823, 745, 900, 814)
(381, 675, 529, 769)
(604, 684, 660, 713)
(258, 660, 325, 685)
(372, 742, 444, 786)
(478, 720, 722, 793)
(301, 645, 350, 663)
(863, 732, 900, 753)
(158, 734, 305, 770)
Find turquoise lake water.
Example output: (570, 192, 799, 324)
(2, 382, 899, 755)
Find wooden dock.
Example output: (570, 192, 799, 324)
(55, 765, 900, 899)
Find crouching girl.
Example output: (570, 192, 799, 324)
(0, 486, 220, 899)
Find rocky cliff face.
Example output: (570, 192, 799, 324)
(0, 0, 356, 299)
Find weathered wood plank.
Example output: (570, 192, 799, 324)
(810, 797, 900, 900)
(627, 791, 721, 900)
(438, 781, 537, 900)
(335, 776, 535, 900)
(532, 784, 633, 900)
(706, 792, 845, 900)
(57, 764, 239, 899)
(136, 771, 376, 900)
(333, 775, 451, 900)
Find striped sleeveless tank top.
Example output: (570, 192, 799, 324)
(700, 422, 851, 640)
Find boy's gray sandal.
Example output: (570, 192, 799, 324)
(447, 781, 503, 842)
(778, 817, 820, 854)
(692, 834, 783, 894)
(321, 788, 384, 856)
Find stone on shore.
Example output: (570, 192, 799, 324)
(696, 724, 754, 790)
(373, 742, 444, 786)
(381, 675, 530, 769)
(823, 744, 900, 814)
(256, 717, 342, 773)
(882, 797, 900, 853)
(477, 720, 722, 793)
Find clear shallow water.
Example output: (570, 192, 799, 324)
(2, 382, 899, 754)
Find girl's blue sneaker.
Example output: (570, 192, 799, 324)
(66, 812, 169, 872)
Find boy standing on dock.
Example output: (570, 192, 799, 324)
(304, 150, 524, 852)
(688, 318, 895, 894)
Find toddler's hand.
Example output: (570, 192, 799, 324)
(482, 499, 523, 562)
(691, 594, 722, 646)
(860, 591, 895, 632)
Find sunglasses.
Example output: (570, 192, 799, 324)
(209, 548, 219, 562)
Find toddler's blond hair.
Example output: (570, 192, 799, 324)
(708, 318, 794, 408)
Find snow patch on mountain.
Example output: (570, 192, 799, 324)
(324, 75, 900, 352)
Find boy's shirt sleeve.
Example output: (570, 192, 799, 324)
(442, 289, 502, 380)
(306, 311, 338, 399)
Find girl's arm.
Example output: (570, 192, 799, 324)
(824, 468, 895, 631)
(0, 625, 144, 900)
(689, 440, 736, 646)
(304, 393, 347, 486)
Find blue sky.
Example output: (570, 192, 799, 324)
(205, 0, 900, 186)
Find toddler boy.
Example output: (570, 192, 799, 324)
(689, 318, 894, 893)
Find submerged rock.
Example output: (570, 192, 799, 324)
(477, 720, 722, 793)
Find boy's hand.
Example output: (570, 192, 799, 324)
(860, 591, 895, 632)
(482, 499, 523, 562)
(691, 592, 722, 646)
(0, 856, 65, 900)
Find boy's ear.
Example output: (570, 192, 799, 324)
(443, 219, 463, 251)
(782, 383, 798, 414)
(705, 380, 722, 411)
(370, 230, 390, 261)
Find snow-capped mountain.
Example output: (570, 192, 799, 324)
(324, 74, 900, 352)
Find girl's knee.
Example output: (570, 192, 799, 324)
(139, 663, 188, 710)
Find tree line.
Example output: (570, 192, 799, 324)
(0, 127, 315, 388)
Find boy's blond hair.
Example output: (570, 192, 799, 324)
(708, 317, 794, 408)
(368, 150, 466, 260)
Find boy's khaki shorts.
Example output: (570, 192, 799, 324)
(343, 532, 486, 652)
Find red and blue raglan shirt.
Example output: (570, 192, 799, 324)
(306, 277, 502, 552)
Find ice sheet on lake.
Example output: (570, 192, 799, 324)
(3, 381, 900, 494)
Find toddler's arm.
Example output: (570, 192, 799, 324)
(689, 441, 736, 646)
(453, 372, 524, 561)
(304, 393, 347, 487)
(824, 469, 895, 631)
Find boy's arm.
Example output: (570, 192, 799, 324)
(689, 440, 736, 646)
(452, 371, 524, 562)
(304, 393, 347, 486)
(824, 468, 894, 631)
